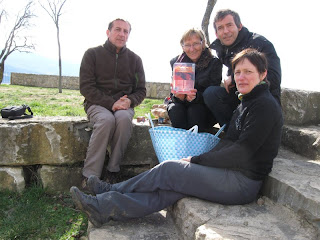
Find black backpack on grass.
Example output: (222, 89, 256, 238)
(1, 104, 33, 120)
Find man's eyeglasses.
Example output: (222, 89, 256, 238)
(182, 41, 202, 50)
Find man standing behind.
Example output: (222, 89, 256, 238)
(203, 9, 281, 128)
(80, 18, 146, 185)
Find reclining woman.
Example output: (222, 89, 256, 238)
(167, 28, 222, 132)
(70, 48, 283, 228)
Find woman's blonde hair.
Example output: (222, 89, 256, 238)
(180, 28, 207, 48)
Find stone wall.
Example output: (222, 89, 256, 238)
(11, 73, 80, 90)
(10, 73, 171, 99)
(0, 117, 158, 192)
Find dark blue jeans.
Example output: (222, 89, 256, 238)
(203, 86, 240, 128)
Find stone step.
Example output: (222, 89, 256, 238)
(281, 124, 320, 160)
(261, 147, 320, 231)
(87, 210, 182, 240)
(170, 196, 317, 240)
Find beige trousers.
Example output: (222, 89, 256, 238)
(82, 105, 134, 178)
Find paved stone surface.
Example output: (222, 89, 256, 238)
(88, 210, 182, 240)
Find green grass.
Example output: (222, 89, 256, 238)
(0, 84, 163, 118)
(0, 186, 87, 239)
(0, 84, 163, 239)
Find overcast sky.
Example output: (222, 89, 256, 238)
(2, 0, 319, 91)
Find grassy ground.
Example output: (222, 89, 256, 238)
(0, 85, 163, 118)
(0, 84, 162, 239)
(0, 186, 87, 239)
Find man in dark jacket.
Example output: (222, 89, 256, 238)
(203, 9, 281, 129)
(80, 18, 146, 185)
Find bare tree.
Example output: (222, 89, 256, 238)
(0, 1, 36, 84)
(39, 0, 67, 93)
(201, 0, 217, 44)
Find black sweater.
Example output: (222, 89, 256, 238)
(191, 84, 283, 180)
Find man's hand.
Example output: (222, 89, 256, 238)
(112, 95, 131, 112)
(186, 89, 197, 102)
(181, 156, 192, 162)
(223, 76, 232, 93)
(223, 76, 236, 93)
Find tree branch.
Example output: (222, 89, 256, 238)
(201, 0, 217, 44)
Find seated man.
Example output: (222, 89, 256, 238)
(203, 9, 281, 129)
(80, 18, 146, 185)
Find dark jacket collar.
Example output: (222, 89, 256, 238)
(103, 39, 127, 54)
(241, 83, 269, 102)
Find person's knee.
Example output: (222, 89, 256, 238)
(115, 110, 134, 128)
(204, 86, 221, 98)
(158, 160, 186, 175)
(95, 113, 115, 128)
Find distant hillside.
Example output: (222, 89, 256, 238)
(3, 52, 80, 84)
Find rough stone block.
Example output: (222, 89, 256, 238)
(0, 167, 25, 192)
(262, 150, 320, 229)
(281, 125, 320, 160)
(38, 165, 83, 193)
(171, 197, 317, 240)
(123, 120, 158, 167)
(281, 88, 320, 125)
(0, 117, 89, 166)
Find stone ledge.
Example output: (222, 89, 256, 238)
(0, 116, 158, 192)
(281, 88, 320, 125)
(281, 124, 320, 160)
(170, 196, 317, 240)
(262, 147, 320, 229)
(0, 116, 158, 167)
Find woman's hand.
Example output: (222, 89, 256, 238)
(181, 156, 192, 162)
(186, 89, 197, 102)
(174, 93, 186, 101)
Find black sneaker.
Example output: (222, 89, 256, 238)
(87, 175, 111, 195)
(70, 186, 103, 228)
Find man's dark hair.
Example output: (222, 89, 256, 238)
(108, 18, 132, 32)
(213, 9, 242, 32)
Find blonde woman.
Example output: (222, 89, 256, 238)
(167, 28, 222, 132)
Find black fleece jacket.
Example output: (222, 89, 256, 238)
(191, 84, 283, 180)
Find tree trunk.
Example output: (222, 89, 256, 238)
(57, 25, 62, 93)
(0, 62, 4, 84)
(201, 0, 217, 44)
